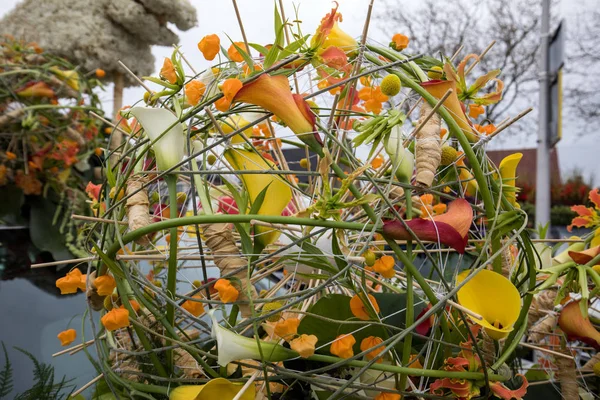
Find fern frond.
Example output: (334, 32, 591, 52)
(0, 342, 14, 399)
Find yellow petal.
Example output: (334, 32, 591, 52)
(169, 378, 255, 400)
(220, 115, 254, 144)
(224, 149, 292, 246)
(498, 153, 522, 206)
(456, 269, 521, 340)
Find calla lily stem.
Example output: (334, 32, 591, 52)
(165, 174, 179, 372)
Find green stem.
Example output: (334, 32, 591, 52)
(399, 189, 414, 391)
(165, 175, 179, 373)
(308, 354, 507, 381)
(106, 214, 377, 258)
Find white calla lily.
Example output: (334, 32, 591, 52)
(210, 310, 295, 367)
(129, 107, 185, 171)
(385, 125, 414, 183)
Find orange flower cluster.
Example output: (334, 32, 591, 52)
(357, 86, 388, 114)
(214, 279, 239, 303)
(185, 80, 206, 106)
(101, 307, 130, 331)
(160, 58, 178, 84)
(215, 78, 243, 112)
(182, 295, 205, 317)
(350, 293, 380, 320)
(57, 329, 77, 346)
(15, 170, 42, 195)
(56, 268, 87, 295)
(330, 333, 356, 358)
(372, 255, 396, 278)
(94, 274, 116, 296)
(390, 33, 410, 51)
(198, 34, 220, 61)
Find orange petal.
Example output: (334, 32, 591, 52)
(558, 301, 600, 348)
(234, 74, 322, 149)
(421, 80, 477, 142)
(383, 199, 472, 253)
(569, 245, 600, 266)
(320, 46, 349, 72)
(589, 188, 600, 209)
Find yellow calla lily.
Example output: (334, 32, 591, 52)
(169, 378, 255, 400)
(220, 115, 254, 144)
(456, 269, 521, 340)
(498, 153, 522, 207)
(224, 149, 292, 246)
(311, 3, 358, 56)
(49, 66, 80, 91)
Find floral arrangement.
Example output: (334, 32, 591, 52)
(0, 35, 105, 259)
(45, 3, 599, 399)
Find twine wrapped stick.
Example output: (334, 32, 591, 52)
(126, 177, 153, 246)
(201, 223, 257, 317)
(415, 101, 442, 188)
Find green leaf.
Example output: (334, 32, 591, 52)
(264, 4, 285, 68)
(297, 293, 428, 355)
(249, 183, 270, 216)
(331, 231, 347, 271)
(28, 197, 73, 262)
(92, 244, 125, 279)
(234, 223, 253, 256)
(226, 34, 254, 70)
(221, 177, 247, 215)
(248, 43, 270, 56)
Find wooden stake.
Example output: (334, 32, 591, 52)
(31, 257, 97, 269)
(71, 374, 103, 397)
(519, 342, 575, 360)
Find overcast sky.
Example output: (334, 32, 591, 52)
(1, 0, 598, 184)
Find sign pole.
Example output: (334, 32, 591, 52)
(536, 0, 551, 231)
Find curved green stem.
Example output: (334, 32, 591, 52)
(309, 354, 507, 381)
(106, 214, 377, 258)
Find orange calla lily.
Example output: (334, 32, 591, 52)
(16, 81, 55, 99)
(568, 245, 600, 265)
(383, 199, 473, 253)
(233, 74, 322, 151)
(421, 80, 477, 142)
(558, 300, 600, 349)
